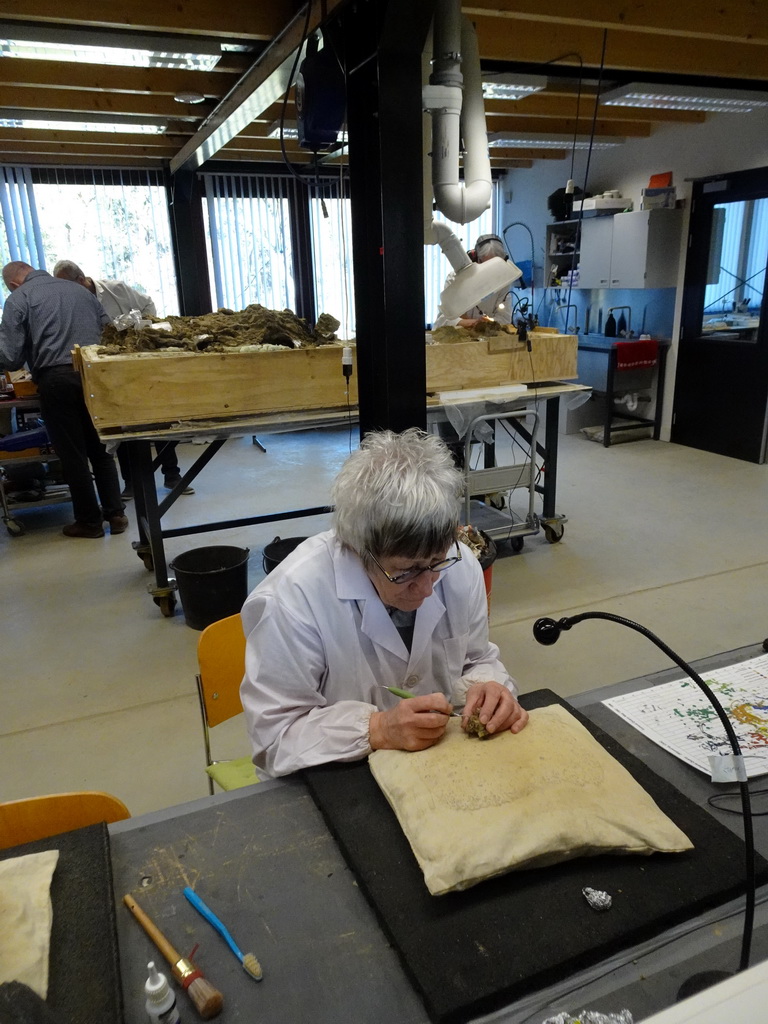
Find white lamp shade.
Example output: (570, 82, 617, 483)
(439, 257, 522, 319)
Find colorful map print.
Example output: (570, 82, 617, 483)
(603, 654, 768, 778)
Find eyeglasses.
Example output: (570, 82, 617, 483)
(368, 543, 462, 585)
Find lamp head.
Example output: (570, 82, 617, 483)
(532, 617, 564, 645)
(439, 257, 522, 319)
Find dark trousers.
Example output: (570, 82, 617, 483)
(36, 366, 124, 525)
(116, 441, 179, 484)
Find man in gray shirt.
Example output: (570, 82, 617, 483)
(53, 259, 193, 498)
(0, 261, 127, 538)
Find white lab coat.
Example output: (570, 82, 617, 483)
(95, 280, 156, 320)
(240, 530, 516, 777)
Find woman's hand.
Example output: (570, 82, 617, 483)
(463, 681, 528, 736)
(369, 692, 452, 752)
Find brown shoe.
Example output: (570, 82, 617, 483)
(63, 521, 105, 539)
(107, 514, 129, 535)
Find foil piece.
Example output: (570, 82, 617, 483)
(541, 1011, 633, 1024)
(582, 886, 612, 911)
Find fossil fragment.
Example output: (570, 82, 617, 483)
(464, 711, 490, 739)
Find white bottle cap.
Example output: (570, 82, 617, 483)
(145, 961, 171, 1005)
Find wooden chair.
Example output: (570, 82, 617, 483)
(196, 613, 259, 794)
(0, 791, 130, 850)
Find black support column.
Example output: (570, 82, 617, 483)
(342, 0, 437, 437)
(288, 176, 317, 325)
(166, 169, 213, 316)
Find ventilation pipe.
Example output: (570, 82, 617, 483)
(423, 0, 492, 227)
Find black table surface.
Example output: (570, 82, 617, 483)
(110, 642, 768, 1024)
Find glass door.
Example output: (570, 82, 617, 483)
(671, 167, 768, 463)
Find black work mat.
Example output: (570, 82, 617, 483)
(0, 823, 124, 1024)
(304, 689, 768, 1024)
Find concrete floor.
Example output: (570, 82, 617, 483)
(1, 426, 767, 817)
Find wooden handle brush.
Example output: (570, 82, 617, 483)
(123, 894, 223, 1019)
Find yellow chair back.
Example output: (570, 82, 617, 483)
(197, 613, 247, 728)
(0, 791, 130, 850)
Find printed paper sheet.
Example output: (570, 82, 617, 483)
(603, 653, 768, 778)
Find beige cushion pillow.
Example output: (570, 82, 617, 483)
(0, 849, 60, 996)
(369, 705, 693, 895)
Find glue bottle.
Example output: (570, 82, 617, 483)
(145, 961, 181, 1023)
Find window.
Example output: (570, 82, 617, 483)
(0, 167, 178, 314)
(201, 173, 295, 312)
(424, 200, 497, 327)
(309, 186, 355, 339)
(701, 197, 767, 342)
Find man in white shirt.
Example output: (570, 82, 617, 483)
(52, 259, 156, 320)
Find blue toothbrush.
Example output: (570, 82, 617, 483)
(183, 886, 262, 981)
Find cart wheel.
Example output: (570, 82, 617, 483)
(6, 519, 25, 537)
(510, 536, 524, 553)
(543, 522, 565, 544)
(153, 593, 177, 618)
(136, 546, 154, 571)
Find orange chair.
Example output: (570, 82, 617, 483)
(0, 791, 130, 850)
(196, 613, 259, 793)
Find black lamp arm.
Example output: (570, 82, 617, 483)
(533, 610, 755, 973)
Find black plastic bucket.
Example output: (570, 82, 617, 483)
(170, 545, 250, 630)
(262, 536, 308, 574)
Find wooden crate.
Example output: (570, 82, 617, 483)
(75, 331, 576, 431)
(425, 330, 577, 393)
(74, 344, 359, 430)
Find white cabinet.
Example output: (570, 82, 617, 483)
(578, 209, 683, 289)
(577, 217, 613, 289)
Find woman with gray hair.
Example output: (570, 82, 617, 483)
(240, 428, 527, 778)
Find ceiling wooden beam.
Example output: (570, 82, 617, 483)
(221, 136, 316, 155)
(0, 1, 293, 40)
(487, 147, 568, 160)
(465, 1, 768, 48)
(7, 87, 215, 119)
(0, 127, 178, 147)
(488, 158, 534, 168)
(0, 58, 240, 96)
(0, 139, 178, 158)
(474, 18, 768, 81)
(488, 116, 650, 137)
(0, 153, 168, 165)
(213, 148, 315, 163)
(484, 96, 707, 124)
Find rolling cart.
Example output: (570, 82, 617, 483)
(0, 403, 70, 536)
(461, 408, 555, 552)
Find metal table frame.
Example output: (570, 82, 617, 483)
(119, 410, 353, 616)
(107, 385, 584, 617)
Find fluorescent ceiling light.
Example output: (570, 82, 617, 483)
(268, 121, 299, 140)
(482, 74, 547, 100)
(267, 120, 348, 142)
(0, 26, 223, 70)
(488, 132, 624, 150)
(0, 118, 165, 134)
(600, 83, 768, 112)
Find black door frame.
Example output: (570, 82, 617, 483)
(671, 165, 768, 464)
